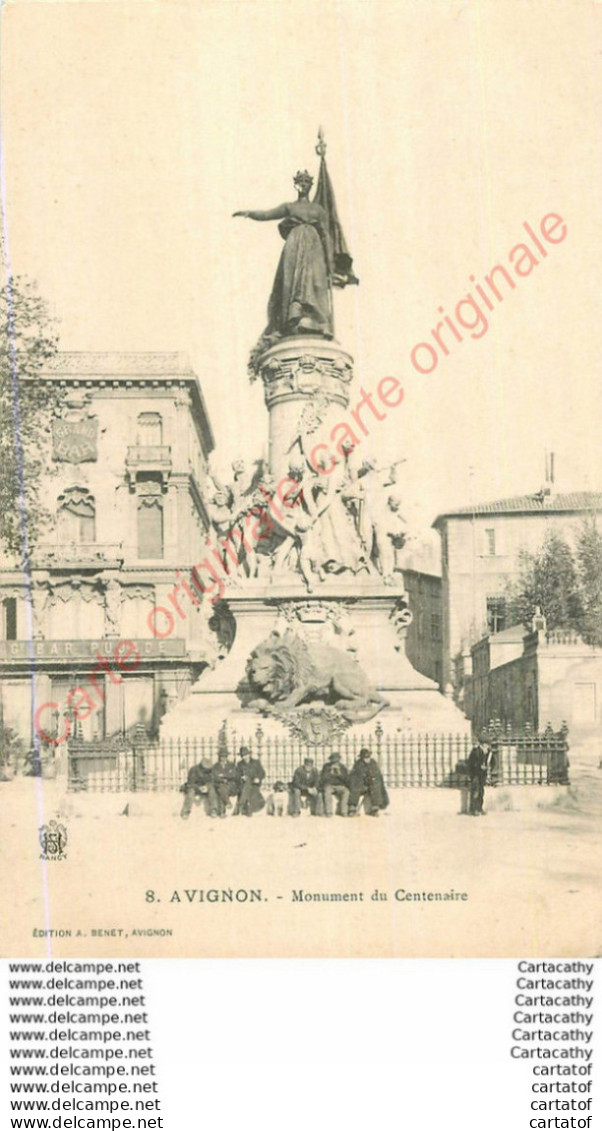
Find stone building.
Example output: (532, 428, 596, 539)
(0, 352, 221, 746)
(466, 622, 602, 740)
(432, 488, 602, 695)
(403, 568, 443, 689)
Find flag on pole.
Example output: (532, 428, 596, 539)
(313, 129, 359, 288)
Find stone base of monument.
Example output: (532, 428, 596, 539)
(159, 581, 470, 742)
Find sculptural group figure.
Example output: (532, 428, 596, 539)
(234, 170, 334, 352)
(205, 450, 409, 592)
(225, 137, 407, 589)
(234, 138, 358, 373)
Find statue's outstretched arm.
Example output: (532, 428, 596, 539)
(232, 204, 288, 221)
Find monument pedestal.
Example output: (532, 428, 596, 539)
(160, 580, 470, 742)
(255, 336, 353, 482)
(160, 320, 470, 747)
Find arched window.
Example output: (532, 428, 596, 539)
(137, 412, 163, 446)
(57, 487, 96, 543)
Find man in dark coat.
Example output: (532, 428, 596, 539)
(180, 757, 219, 819)
(349, 747, 390, 816)
(235, 746, 266, 816)
(319, 753, 350, 817)
(290, 757, 321, 816)
(467, 735, 491, 816)
(211, 751, 238, 817)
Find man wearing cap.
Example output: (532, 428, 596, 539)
(211, 751, 238, 817)
(319, 754, 350, 817)
(235, 746, 266, 816)
(290, 757, 321, 816)
(467, 734, 491, 816)
(349, 747, 389, 817)
(180, 756, 219, 819)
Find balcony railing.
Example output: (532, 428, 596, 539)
(35, 543, 124, 567)
(125, 445, 172, 486)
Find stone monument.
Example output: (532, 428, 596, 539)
(161, 131, 469, 743)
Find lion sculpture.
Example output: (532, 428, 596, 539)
(241, 630, 388, 722)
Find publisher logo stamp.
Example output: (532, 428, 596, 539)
(39, 819, 68, 861)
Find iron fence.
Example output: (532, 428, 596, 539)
(66, 721, 570, 792)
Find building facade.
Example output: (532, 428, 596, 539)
(0, 352, 223, 747)
(432, 489, 602, 695)
(466, 623, 602, 740)
(403, 568, 443, 689)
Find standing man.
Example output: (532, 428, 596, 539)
(180, 756, 219, 819)
(467, 734, 491, 816)
(290, 757, 321, 816)
(320, 753, 350, 817)
(235, 746, 266, 816)
(349, 747, 389, 817)
(211, 750, 238, 817)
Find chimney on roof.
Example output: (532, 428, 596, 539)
(540, 451, 557, 504)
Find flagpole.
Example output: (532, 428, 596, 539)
(314, 127, 335, 324)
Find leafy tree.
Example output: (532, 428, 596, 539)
(506, 529, 583, 632)
(0, 277, 59, 557)
(575, 517, 602, 645)
(0, 723, 24, 777)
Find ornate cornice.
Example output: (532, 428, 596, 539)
(41, 352, 195, 377)
(255, 337, 354, 410)
(27, 352, 215, 457)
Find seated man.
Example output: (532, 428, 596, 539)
(235, 746, 266, 817)
(349, 747, 389, 817)
(319, 753, 350, 817)
(180, 756, 219, 819)
(211, 751, 238, 817)
(290, 757, 321, 816)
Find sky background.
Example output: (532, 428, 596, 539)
(1, 0, 601, 537)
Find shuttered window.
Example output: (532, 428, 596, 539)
(137, 492, 164, 559)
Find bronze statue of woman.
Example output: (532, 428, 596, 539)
(233, 169, 335, 350)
